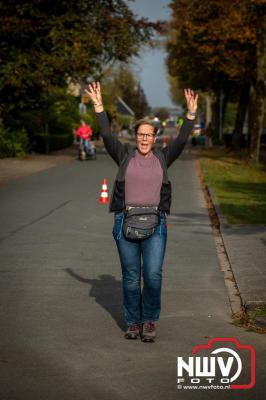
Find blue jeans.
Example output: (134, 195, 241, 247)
(79, 138, 94, 155)
(112, 211, 167, 326)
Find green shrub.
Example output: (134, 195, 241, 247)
(213, 136, 225, 146)
(5, 87, 80, 153)
(223, 102, 237, 134)
(116, 113, 133, 126)
(34, 134, 73, 153)
(0, 123, 29, 158)
(47, 88, 80, 136)
(77, 108, 98, 133)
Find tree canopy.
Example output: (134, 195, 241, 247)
(0, 0, 162, 117)
(166, 0, 266, 160)
(166, 0, 261, 91)
(101, 65, 150, 118)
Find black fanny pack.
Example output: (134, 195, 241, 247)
(123, 207, 160, 240)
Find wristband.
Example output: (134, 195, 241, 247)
(94, 103, 102, 107)
(188, 111, 196, 116)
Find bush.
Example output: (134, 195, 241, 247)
(5, 87, 80, 153)
(116, 113, 134, 135)
(47, 89, 80, 136)
(34, 134, 73, 153)
(79, 109, 99, 134)
(223, 102, 237, 134)
(0, 123, 29, 158)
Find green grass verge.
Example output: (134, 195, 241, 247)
(199, 148, 266, 224)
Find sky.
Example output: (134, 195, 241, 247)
(126, 0, 174, 109)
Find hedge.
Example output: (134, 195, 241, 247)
(34, 134, 73, 153)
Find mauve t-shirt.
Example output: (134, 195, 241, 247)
(125, 150, 163, 207)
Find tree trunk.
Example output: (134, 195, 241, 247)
(222, 88, 229, 127)
(218, 87, 225, 141)
(231, 83, 250, 150)
(205, 94, 212, 126)
(249, 39, 266, 163)
(210, 88, 228, 142)
(247, 86, 256, 150)
(211, 90, 220, 137)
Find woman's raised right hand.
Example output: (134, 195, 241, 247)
(85, 81, 103, 107)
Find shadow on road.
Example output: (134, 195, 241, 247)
(65, 268, 126, 331)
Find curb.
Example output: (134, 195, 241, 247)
(205, 182, 266, 329)
(205, 185, 229, 229)
(204, 183, 244, 317)
(194, 157, 244, 318)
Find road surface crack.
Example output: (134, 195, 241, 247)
(0, 200, 71, 244)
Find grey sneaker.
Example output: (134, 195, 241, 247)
(141, 321, 156, 342)
(124, 324, 141, 340)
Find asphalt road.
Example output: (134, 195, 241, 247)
(0, 147, 265, 400)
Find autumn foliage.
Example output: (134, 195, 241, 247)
(166, 0, 266, 161)
(0, 0, 162, 122)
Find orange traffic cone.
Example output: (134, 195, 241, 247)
(99, 178, 109, 204)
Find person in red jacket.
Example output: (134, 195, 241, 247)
(75, 120, 93, 155)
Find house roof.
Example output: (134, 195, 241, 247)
(116, 96, 135, 116)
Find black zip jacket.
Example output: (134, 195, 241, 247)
(96, 111, 194, 214)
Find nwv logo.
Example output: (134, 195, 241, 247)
(177, 338, 256, 390)
(178, 348, 241, 380)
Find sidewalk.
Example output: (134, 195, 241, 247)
(0, 147, 76, 186)
(206, 180, 266, 327)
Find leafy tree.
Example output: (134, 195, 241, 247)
(166, 0, 235, 137)
(104, 65, 151, 118)
(0, 0, 161, 122)
(248, 0, 266, 162)
(166, 0, 266, 161)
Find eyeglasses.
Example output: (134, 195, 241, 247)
(136, 132, 155, 140)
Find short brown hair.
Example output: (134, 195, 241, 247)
(134, 119, 159, 136)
